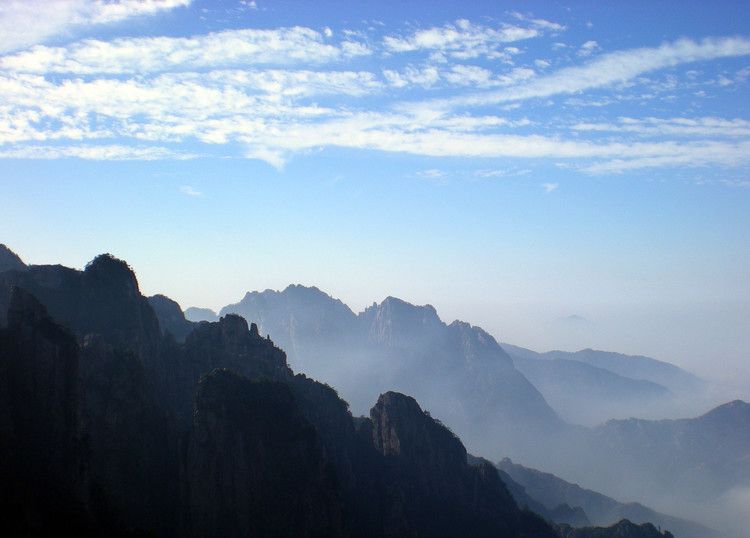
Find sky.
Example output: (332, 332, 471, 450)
(1, 0, 749, 392)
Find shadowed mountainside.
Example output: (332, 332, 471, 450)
(219, 286, 567, 462)
(497, 458, 718, 538)
(1, 251, 577, 537)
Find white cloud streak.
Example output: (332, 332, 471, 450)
(432, 36, 750, 107)
(0, 0, 192, 54)
(0, 13, 747, 179)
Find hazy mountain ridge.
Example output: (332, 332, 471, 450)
(202, 282, 749, 536)
(184, 306, 218, 322)
(218, 284, 566, 462)
(0, 252, 571, 537)
(497, 458, 718, 538)
(0, 244, 26, 272)
(1, 248, 740, 536)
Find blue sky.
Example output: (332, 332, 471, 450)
(1, 0, 749, 388)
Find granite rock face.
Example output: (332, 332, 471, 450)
(0, 287, 94, 535)
(1, 250, 678, 537)
(148, 294, 197, 342)
(0, 244, 26, 272)
(557, 519, 674, 538)
(185, 370, 345, 537)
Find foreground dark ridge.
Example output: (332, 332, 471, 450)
(0, 248, 676, 537)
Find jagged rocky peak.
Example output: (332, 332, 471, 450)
(0, 244, 27, 272)
(83, 253, 140, 297)
(186, 369, 345, 537)
(699, 399, 750, 423)
(370, 391, 466, 470)
(362, 296, 443, 346)
(7, 285, 49, 328)
(184, 306, 218, 322)
(557, 519, 674, 538)
(147, 294, 196, 341)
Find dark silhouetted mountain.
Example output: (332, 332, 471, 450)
(220, 285, 566, 462)
(0, 243, 26, 272)
(497, 458, 717, 538)
(1, 251, 571, 537)
(148, 294, 197, 341)
(184, 306, 218, 322)
(557, 519, 674, 538)
(0, 287, 96, 535)
(184, 370, 345, 537)
(366, 391, 559, 537)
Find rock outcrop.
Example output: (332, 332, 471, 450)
(184, 370, 345, 537)
(0, 243, 26, 272)
(557, 519, 674, 538)
(0, 287, 94, 535)
(1, 250, 681, 537)
(148, 294, 197, 342)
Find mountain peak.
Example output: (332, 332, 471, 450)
(0, 244, 27, 272)
(84, 253, 140, 296)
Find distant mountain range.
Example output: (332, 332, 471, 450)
(2, 243, 747, 537)
(496, 458, 718, 538)
(501, 343, 709, 425)
(217, 285, 566, 462)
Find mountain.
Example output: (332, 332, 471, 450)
(582, 400, 750, 514)
(557, 520, 674, 538)
(213, 283, 750, 535)
(148, 294, 197, 341)
(497, 459, 718, 538)
(220, 286, 567, 462)
(1, 251, 572, 537)
(0, 244, 26, 272)
(503, 344, 706, 396)
(184, 306, 218, 322)
(4, 248, 744, 536)
(509, 353, 674, 425)
(502, 343, 710, 424)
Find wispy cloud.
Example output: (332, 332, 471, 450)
(0, 0, 192, 54)
(0, 12, 748, 180)
(382, 18, 562, 60)
(432, 36, 750, 107)
(180, 185, 203, 196)
(543, 182, 558, 193)
(1, 27, 370, 74)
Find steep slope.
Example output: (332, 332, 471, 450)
(511, 354, 674, 425)
(366, 391, 558, 537)
(0, 244, 26, 272)
(148, 294, 197, 342)
(1, 251, 569, 537)
(184, 306, 218, 322)
(184, 370, 345, 537)
(503, 343, 710, 424)
(220, 286, 566, 461)
(0, 287, 96, 535)
(497, 458, 717, 538)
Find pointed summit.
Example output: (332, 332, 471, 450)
(0, 244, 27, 272)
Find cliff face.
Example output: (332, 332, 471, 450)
(184, 370, 345, 538)
(0, 287, 93, 535)
(557, 519, 674, 538)
(148, 294, 197, 342)
(368, 391, 559, 538)
(0, 244, 26, 272)
(2, 250, 673, 538)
